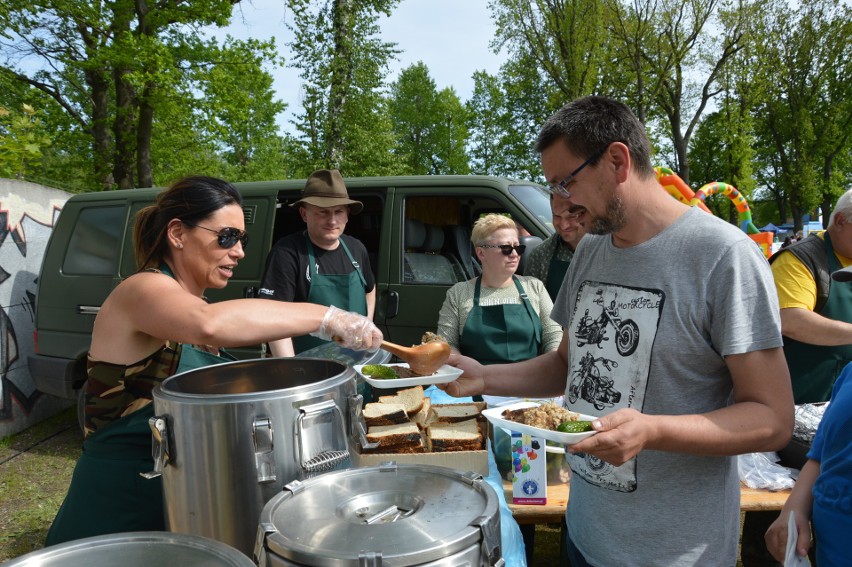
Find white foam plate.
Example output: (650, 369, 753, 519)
(354, 363, 463, 389)
(481, 401, 599, 446)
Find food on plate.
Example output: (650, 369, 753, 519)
(501, 402, 581, 431)
(420, 331, 448, 344)
(360, 364, 400, 379)
(363, 402, 409, 426)
(556, 420, 594, 433)
(378, 385, 425, 415)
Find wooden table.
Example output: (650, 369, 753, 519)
(504, 480, 791, 525)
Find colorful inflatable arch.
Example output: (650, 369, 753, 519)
(654, 167, 773, 258)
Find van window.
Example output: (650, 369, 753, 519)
(63, 206, 125, 275)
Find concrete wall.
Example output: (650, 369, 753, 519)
(0, 179, 71, 438)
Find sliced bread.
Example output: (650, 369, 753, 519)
(363, 402, 408, 426)
(411, 397, 432, 429)
(427, 418, 483, 450)
(378, 385, 425, 415)
(366, 422, 422, 448)
(431, 402, 485, 423)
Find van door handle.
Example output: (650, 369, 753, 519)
(385, 291, 399, 319)
(78, 305, 101, 315)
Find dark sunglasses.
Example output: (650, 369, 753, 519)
(184, 222, 248, 249)
(479, 243, 526, 256)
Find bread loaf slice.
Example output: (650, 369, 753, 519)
(431, 402, 485, 423)
(366, 422, 422, 448)
(427, 418, 483, 450)
(363, 437, 427, 454)
(378, 385, 425, 415)
(411, 397, 432, 429)
(363, 402, 408, 426)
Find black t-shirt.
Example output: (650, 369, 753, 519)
(259, 232, 375, 302)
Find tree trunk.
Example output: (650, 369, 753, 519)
(85, 69, 115, 191)
(326, 0, 355, 168)
(136, 84, 154, 188)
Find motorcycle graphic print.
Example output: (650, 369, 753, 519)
(575, 289, 640, 356)
(565, 281, 664, 493)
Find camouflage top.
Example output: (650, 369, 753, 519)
(83, 342, 180, 437)
(523, 233, 576, 283)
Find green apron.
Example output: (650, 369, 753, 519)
(545, 246, 571, 302)
(46, 269, 237, 546)
(293, 236, 368, 354)
(783, 232, 852, 403)
(459, 276, 543, 365)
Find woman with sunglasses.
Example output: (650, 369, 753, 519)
(46, 175, 381, 546)
(437, 213, 562, 382)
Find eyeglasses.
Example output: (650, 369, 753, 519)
(184, 222, 248, 249)
(479, 244, 526, 256)
(548, 147, 607, 199)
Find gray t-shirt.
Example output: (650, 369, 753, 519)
(552, 207, 782, 566)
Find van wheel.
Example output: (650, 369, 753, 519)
(76, 382, 87, 433)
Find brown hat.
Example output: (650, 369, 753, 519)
(290, 169, 363, 214)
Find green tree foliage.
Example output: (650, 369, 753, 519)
(0, 103, 50, 179)
(0, 0, 285, 190)
(750, 0, 851, 229)
(286, 0, 402, 177)
(388, 62, 438, 175)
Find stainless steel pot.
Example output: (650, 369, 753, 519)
(3, 532, 255, 567)
(149, 357, 359, 557)
(254, 463, 504, 567)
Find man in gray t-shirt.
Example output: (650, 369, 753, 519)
(441, 96, 794, 567)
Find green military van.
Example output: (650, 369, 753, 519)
(28, 175, 554, 399)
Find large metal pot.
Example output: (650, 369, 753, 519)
(149, 357, 359, 557)
(254, 463, 504, 567)
(3, 532, 254, 567)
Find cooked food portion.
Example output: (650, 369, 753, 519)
(556, 420, 594, 433)
(501, 402, 581, 431)
(420, 332, 448, 344)
(360, 364, 399, 379)
(360, 363, 429, 379)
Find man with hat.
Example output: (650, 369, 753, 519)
(259, 169, 375, 356)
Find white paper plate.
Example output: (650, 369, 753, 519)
(481, 401, 599, 446)
(354, 363, 463, 389)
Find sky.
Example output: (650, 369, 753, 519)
(219, 0, 508, 132)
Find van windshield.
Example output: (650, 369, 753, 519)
(509, 183, 555, 235)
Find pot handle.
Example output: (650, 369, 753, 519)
(296, 399, 350, 473)
(140, 416, 169, 479)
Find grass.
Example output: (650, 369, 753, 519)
(0, 406, 80, 560)
(0, 406, 567, 564)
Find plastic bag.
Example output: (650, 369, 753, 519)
(738, 452, 796, 491)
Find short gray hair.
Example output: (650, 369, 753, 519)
(829, 189, 852, 228)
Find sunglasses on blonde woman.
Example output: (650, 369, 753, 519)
(479, 244, 526, 256)
(183, 222, 249, 249)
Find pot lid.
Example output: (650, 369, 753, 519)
(4, 532, 254, 567)
(257, 463, 500, 566)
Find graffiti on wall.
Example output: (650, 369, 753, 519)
(0, 187, 64, 421)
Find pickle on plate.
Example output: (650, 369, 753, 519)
(556, 420, 593, 433)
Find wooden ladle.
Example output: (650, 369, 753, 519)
(380, 340, 451, 376)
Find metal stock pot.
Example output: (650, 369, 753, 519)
(254, 463, 504, 567)
(3, 532, 254, 567)
(149, 357, 358, 556)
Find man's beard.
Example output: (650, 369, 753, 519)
(588, 193, 626, 235)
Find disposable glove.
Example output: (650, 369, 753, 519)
(312, 305, 382, 351)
